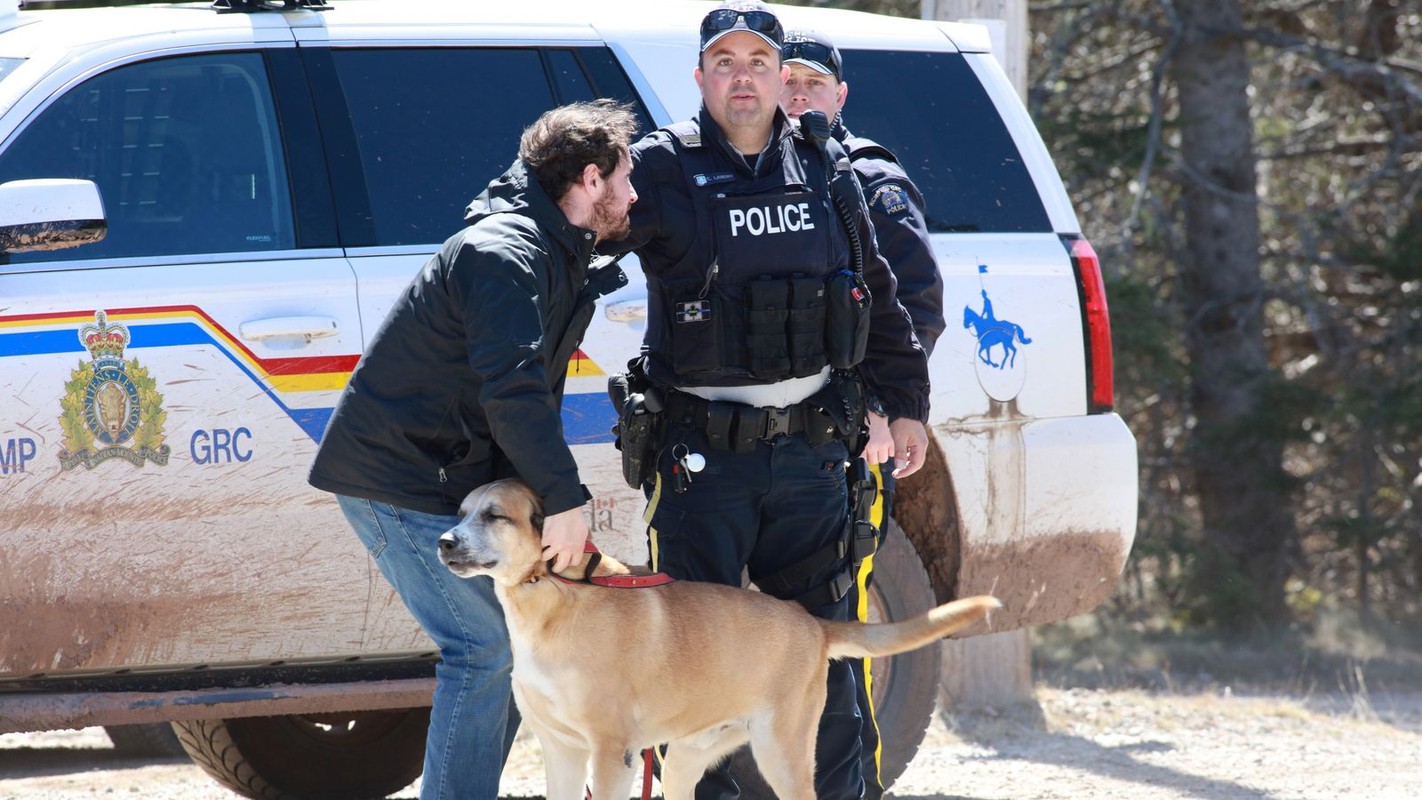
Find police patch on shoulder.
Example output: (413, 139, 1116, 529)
(870, 183, 910, 215)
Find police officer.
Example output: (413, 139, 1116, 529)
(780, 30, 946, 800)
(605, 3, 931, 800)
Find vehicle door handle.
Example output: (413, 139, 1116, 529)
(239, 316, 340, 344)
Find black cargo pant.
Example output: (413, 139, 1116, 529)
(644, 424, 864, 800)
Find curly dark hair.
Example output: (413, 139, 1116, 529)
(519, 100, 639, 202)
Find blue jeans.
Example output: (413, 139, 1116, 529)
(337, 495, 520, 800)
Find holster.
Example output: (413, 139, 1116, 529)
(608, 359, 663, 489)
(806, 368, 870, 458)
(848, 458, 880, 565)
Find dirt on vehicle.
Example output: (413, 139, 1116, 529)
(5, 627, 1420, 800)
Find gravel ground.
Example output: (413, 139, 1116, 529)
(4, 685, 1420, 800)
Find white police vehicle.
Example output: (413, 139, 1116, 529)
(0, 1, 1137, 797)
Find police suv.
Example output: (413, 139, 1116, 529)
(0, 1, 1137, 797)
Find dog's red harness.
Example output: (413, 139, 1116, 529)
(551, 541, 676, 588)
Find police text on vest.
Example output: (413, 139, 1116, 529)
(727, 202, 815, 237)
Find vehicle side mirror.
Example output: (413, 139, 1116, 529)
(0, 178, 107, 253)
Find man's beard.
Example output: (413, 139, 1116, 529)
(591, 192, 630, 241)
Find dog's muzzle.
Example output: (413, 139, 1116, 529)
(438, 530, 496, 573)
(437, 530, 459, 555)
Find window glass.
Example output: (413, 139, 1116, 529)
(572, 47, 656, 137)
(328, 47, 655, 247)
(0, 52, 295, 262)
(546, 49, 593, 103)
(329, 48, 555, 247)
(840, 50, 1051, 233)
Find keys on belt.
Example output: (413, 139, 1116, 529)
(670, 442, 705, 493)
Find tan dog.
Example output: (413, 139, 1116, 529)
(437, 479, 1000, 800)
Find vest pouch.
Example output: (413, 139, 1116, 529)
(787, 276, 828, 377)
(669, 294, 723, 378)
(746, 277, 791, 380)
(826, 270, 872, 369)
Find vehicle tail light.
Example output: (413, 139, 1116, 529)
(1066, 236, 1114, 413)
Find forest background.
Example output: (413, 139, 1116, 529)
(797, 0, 1422, 667)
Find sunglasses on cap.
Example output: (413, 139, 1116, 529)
(782, 40, 841, 79)
(700, 8, 784, 44)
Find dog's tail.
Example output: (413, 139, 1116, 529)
(823, 596, 1002, 660)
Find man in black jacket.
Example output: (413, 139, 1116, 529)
(309, 100, 637, 800)
(780, 30, 946, 800)
(602, 3, 930, 800)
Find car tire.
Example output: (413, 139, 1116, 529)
(172, 708, 430, 800)
(725, 519, 941, 796)
(862, 518, 943, 789)
(105, 722, 187, 758)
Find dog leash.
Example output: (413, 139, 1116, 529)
(550, 541, 676, 588)
(582, 749, 655, 800)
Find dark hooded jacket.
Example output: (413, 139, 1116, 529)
(309, 160, 626, 516)
(837, 121, 945, 358)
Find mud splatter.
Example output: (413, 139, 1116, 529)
(893, 428, 961, 604)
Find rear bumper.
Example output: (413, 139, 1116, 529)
(937, 412, 1137, 632)
(0, 677, 435, 734)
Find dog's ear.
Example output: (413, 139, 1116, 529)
(523, 483, 545, 532)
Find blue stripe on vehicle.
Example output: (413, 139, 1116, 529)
(5, 323, 617, 446)
(560, 390, 616, 445)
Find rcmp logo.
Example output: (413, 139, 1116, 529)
(870, 183, 910, 215)
(58, 311, 171, 470)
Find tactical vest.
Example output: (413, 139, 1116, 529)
(645, 121, 853, 388)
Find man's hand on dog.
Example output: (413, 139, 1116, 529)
(541, 505, 590, 572)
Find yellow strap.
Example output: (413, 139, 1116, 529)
(645, 472, 663, 571)
(856, 460, 886, 783)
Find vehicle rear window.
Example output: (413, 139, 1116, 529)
(323, 46, 652, 248)
(0, 52, 295, 262)
(839, 50, 1051, 233)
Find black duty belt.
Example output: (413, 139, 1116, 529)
(664, 391, 839, 453)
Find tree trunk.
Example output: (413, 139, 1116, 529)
(938, 630, 1036, 712)
(1169, 0, 1295, 625)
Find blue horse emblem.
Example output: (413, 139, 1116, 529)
(964, 290, 1032, 369)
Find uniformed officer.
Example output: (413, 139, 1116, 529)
(780, 30, 946, 800)
(603, 3, 931, 800)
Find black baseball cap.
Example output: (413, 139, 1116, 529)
(699, 1, 784, 53)
(782, 30, 842, 81)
